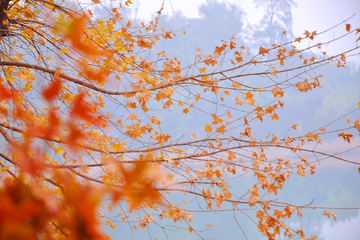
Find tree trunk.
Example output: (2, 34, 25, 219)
(0, 0, 10, 36)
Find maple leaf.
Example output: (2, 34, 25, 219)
(245, 91, 253, 100)
(0, 82, 14, 101)
(259, 47, 269, 56)
(164, 99, 173, 108)
(166, 172, 174, 181)
(42, 78, 62, 102)
(271, 113, 279, 121)
(216, 125, 226, 135)
(190, 133, 197, 139)
(70, 92, 95, 123)
(58, 15, 105, 57)
(345, 23, 351, 32)
(227, 150, 236, 160)
(337, 60, 345, 68)
(225, 110, 232, 121)
(199, 67, 206, 73)
(270, 66, 278, 76)
(137, 39, 152, 48)
(211, 114, 223, 125)
(338, 132, 353, 143)
(323, 210, 330, 218)
(272, 87, 284, 98)
(204, 124, 212, 133)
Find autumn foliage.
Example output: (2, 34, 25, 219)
(0, 0, 359, 239)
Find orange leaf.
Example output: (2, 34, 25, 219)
(337, 60, 345, 68)
(345, 23, 351, 32)
(59, 15, 106, 57)
(216, 125, 226, 135)
(225, 110, 232, 121)
(204, 124, 212, 133)
(245, 91, 253, 100)
(338, 132, 353, 143)
(190, 133, 197, 139)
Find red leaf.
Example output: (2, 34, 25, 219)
(0, 82, 14, 101)
(70, 93, 94, 122)
(42, 77, 62, 102)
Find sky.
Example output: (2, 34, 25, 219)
(126, 0, 360, 66)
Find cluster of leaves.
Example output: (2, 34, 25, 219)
(0, 0, 359, 239)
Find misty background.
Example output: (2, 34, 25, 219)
(92, 0, 360, 239)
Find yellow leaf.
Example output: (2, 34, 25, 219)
(323, 210, 330, 218)
(166, 172, 174, 181)
(206, 224, 214, 227)
(55, 146, 64, 155)
(291, 124, 298, 131)
(61, 48, 69, 54)
(357, 102, 360, 108)
(5, 75, 15, 82)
